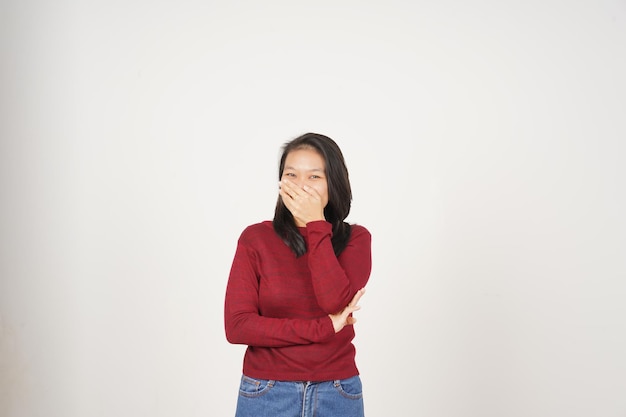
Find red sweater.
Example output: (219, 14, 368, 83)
(224, 220, 372, 381)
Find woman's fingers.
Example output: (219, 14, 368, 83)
(349, 288, 366, 307)
(329, 289, 367, 333)
(279, 179, 325, 225)
(280, 179, 301, 200)
(344, 288, 366, 323)
(349, 303, 361, 314)
(280, 179, 319, 201)
(302, 184, 320, 199)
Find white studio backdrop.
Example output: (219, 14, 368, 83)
(1, 1, 625, 416)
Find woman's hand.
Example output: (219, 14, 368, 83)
(279, 179, 325, 226)
(329, 288, 366, 333)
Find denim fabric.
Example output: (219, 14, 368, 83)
(235, 374, 365, 417)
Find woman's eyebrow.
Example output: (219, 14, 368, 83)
(284, 166, 324, 172)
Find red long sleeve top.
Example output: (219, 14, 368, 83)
(224, 220, 372, 381)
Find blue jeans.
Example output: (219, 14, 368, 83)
(235, 374, 365, 417)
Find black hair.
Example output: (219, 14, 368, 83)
(273, 132, 352, 257)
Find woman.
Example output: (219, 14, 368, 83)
(224, 132, 372, 417)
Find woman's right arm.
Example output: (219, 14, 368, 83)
(224, 241, 336, 348)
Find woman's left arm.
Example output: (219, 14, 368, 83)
(305, 221, 372, 314)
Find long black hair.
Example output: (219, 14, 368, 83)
(273, 132, 352, 257)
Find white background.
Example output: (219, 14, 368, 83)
(1, 1, 625, 416)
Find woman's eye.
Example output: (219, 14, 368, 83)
(283, 173, 295, 177)
(310, 175, 321, 179)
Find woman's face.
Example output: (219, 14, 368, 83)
(282, 148, 329, 208)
